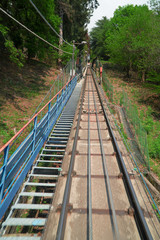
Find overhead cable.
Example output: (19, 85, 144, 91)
(0, 7, 73, 55)
(29, 0, 73, 47)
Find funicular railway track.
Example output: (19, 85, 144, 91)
(0, 67, 159, 240)
(42, 67, 159, 240)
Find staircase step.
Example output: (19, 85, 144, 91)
(24, 182, 56, 187)
(47, 140, 67, 144)
(12, 204, 50, 210)
(40, 154, 64, 158)
(3, 218, 46, 226)
(51, 133, 69, 136)
(20, 192, 53, 197)
(45, 144, 66, 148)
(37, 160, 62, 164)
(43, 149, 65, 152)
(56, 123, 72, 125)
(0, 237, 41, 240)
(29, 173, 58, 179)
(48, 137, 68, 140)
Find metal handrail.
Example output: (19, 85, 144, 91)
(0, 75, 77, 220)
(0, 76, 74, 154)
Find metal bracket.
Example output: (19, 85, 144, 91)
(128, 172, 136, 179)
(118, 172, 123, 179)
(61, 170, 77, 177)
(112, 152, 117, 156)
(56, 203, 73, 213)
(128, 206, 135, 216)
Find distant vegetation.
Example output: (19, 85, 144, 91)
(90, 0, 160, 83)
(0, 0, 98, 66)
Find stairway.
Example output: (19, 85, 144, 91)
(0, 80, 83, 239)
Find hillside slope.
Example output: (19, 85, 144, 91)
(0, 54, 59, 147)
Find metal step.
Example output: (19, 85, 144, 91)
(47, 139, 68, 144)
(24, 182, 56, 187)
(0, 237, 41, 240)
(45, 144, 66, 148)
(48, 137, 68, 140)
(54, 127, 71, 130)
(37, 160, 62, 164)
(12, 204, 50, 210)
(53, 130, 70, 133)
(57, 121, 73, 124)
(60, 115, 74, 117)
(3, 218, 46, 226)
(19, 192, 53, 197)
(29, 173, 58, 180)
(42, 149, 65, 152)
(56, 123, 72, 125)
(50, 134, 69, 137)
(40, 154, 64, 158)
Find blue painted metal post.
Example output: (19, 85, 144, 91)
(0, 145, 9, 203)
(54, 84, 56, 102)
(56, 94, 59, 116)
(58, 76, 59, 93)
(62, 89, 64, 104)
(49, 89, 51, 100)
(63, 73, 64, 87)
(48, 102, 51, 130)
(32, 116, 37, 152)
(64, 85, 67, 101)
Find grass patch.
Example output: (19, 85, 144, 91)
(104, 66, 160, 179)
(150, 159, 160, 179)
(0, 56, 58, 149)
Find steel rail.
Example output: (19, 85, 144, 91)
(90, 75, 120, 240)
(55, 70, 87, 240)
(91, 68, 153, 240)
(98, 83, 160, 218)
(87, 74, 93, 240)
(0, 76, 75, 154)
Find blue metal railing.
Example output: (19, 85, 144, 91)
(0, 75, 77, 220)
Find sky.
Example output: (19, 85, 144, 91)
(87, 0, 149, 32)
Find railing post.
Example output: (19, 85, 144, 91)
(58, 76, 59, 92)
(56, 94, 59, 117)
(0, 145, 9, 203)
(63, 73, 64, 87)
(32, 116, 37, 152)
(75, 75, 77, 87)
(62, 89, 64, 104)
(65, 85, 67, 101)
(48, 102, 51, 130)
(49, 89, 51, 100)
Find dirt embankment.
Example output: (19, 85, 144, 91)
(0, 54, 60, 148)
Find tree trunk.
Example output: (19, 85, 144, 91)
(58, 7, 63, 67)
(142, 70, 146, 82)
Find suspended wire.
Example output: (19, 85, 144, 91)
(0, 7, 73, 55)
(29, 0, 73, 47)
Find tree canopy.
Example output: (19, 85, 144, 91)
(90, 3, 160, 82)
(0, 0, 98, 66)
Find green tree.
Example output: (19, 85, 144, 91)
(90, 17, 110, 60)
(0, 0, 60, 63)
(0, 0, 98, 66)
(107, 5, 160, 81)
(55, 0, 99, 43)
(149, 0, 160, 14)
